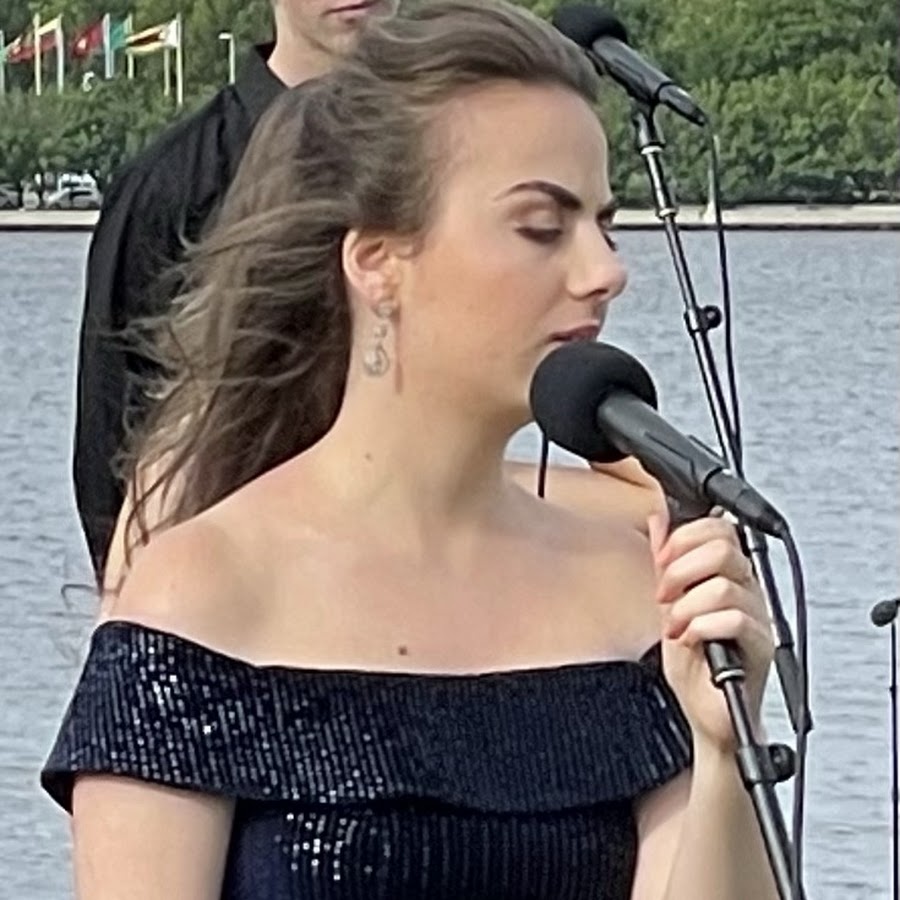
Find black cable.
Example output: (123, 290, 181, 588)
(705, 128, 743, 468)
(702, 119, 811, 744)
(781, 528, 809, 897)
(537, 432, 550, 499)
(705, 127, 812, 875)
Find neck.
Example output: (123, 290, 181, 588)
(298, 371, 524, 561)
(266, 27, 334, 87)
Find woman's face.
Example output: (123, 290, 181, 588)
(394, 80, 627, 426)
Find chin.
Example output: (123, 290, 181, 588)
(328, 30, 360, 52)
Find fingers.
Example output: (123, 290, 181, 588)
(654, 515, 742, 570)
(663, 577, 762, 640)
(655, 537, 754, 604)
(673, 607, 774, 666)
(652, 513, 768, 651)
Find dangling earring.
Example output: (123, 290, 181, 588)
(362, 299, 396, 377)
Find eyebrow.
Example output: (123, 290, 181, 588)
(497, 180, 619, 219)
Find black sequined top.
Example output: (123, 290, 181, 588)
(42, 621, 692, 899)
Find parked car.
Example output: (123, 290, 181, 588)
(45, 185, 103, 210)
(0, 184, 18, 210)
(22, 187, 42, 210)
(56, 172, 99, 191)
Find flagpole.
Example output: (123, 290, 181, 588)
(163, 46, 171, 97)
(102, 14, 112, 79)
(175, 13, 184, 108)
(33, 13, 42, 97)
(56, 17, 64, 92)
(126, 15, 135, 80)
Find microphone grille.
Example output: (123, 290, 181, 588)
(552, 4, 629, 48)
(871, 598, 900, 627)
(529, 341, 657, 463)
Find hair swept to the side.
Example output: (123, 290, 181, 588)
(118, 0, 600, 565)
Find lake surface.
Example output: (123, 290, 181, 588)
(1, 230, 897, 898)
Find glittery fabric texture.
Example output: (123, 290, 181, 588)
(42, 621, 692, 899)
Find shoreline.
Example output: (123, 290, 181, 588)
(1, 204, 899, 232)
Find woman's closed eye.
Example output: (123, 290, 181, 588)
(517, 223, 618, 252)
(517, 226, 563, 245)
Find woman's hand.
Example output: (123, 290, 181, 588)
(648, 512, 774, 754)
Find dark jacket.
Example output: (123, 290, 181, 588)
(73, 45, 284, 575)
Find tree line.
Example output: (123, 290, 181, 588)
(1, 0, 897, 205)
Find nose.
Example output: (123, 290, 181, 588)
(567, 223, 628, 306)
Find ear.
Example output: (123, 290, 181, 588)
(342, 229, 405, 312)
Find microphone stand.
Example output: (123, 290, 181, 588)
(705, 642, 798, 900)
(630, 102, 805, 900)
(891, 618, 898, 900)
(630, 102, 808, 734)
(872, 599, 900, 900)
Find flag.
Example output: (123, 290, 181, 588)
(108, 16, 131, 52)
(4, 31, 34, 64)
(71, 19, 104, 59)
(37, 15, 62, 36)
(36, 14, 63, 51)
(125, 17, 180, 56)
(124, 14, 183, 106)
(69, 16, 130, 74)
(33, 13, 65, 96)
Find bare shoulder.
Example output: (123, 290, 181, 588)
(100, 513, 265, 657)
(81, 517, 248, 895)
(505, 457, 665, 536)
(516, 484, 663, 659)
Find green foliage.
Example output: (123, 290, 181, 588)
(0, 0, 897, 203)
(0, 90, 69, 197)
(578, 0, 899, 203)
(0, 81, 184, 191)
(58, 78, 186, 189)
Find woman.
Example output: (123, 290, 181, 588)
(42, 3, 777, 898)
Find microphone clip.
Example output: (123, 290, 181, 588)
(737, 743, 797, 789)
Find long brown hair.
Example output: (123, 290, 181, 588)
(121, 0, 600, 559)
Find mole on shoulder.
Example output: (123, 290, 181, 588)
(397, 645, 409, 657)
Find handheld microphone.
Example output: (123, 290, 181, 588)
(552, 3, 708, 127)
(529, 341, 789, 538)
(872, 598, 900, 627)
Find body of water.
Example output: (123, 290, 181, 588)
(1, 230, 897, 898)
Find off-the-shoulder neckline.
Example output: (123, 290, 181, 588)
(94, 619, 662, 682)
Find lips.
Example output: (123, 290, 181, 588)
(327, 0, 378, 14)
(550, 323, 601, 343)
